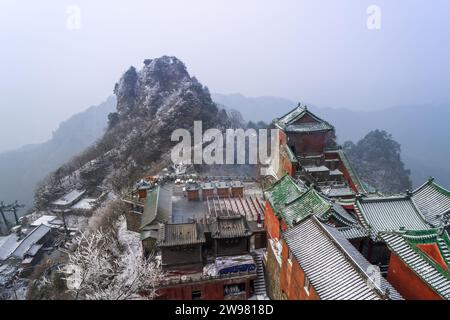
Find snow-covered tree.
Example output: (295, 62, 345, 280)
(63, 228, 164, 300)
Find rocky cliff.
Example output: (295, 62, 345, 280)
(34, 56, 236, 209)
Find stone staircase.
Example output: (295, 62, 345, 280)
(250, 251, 269, 299)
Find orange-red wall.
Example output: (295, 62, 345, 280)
(387, 253, 443, 300)
(289, 133, 326, 154)
(416, 243, 449, 270)
(279, 239, 320, 300)
(157, 278, 252, 300)
(264, 202, 280, 240)
(281, 153, 295, 177)
(279, 130, 287, 145)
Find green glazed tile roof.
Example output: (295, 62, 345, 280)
(280, 188, 332, 228)
(264, 175, 305, 213)
(140, 186, 172, 229)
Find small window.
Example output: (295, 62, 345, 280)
(304, 274, 311, 295)
(192, 290, 202, 300)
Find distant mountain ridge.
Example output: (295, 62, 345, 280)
(212, 93, 450, 187)
(0, 96, 116, 223)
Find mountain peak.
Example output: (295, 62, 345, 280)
(114, 56, 204, 118)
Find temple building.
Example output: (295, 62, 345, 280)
(351, 180, 450, 270)
(262, 104, 450, 300)
(157, 222, 205, 272)
(273, 104, 366, 201)
(122, 178, 269, 300)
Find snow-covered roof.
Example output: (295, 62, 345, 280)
(11, 224, 51, 259)
(274, 105, 334, 133)
(355, 196, 431, 237)
(0, 233, 20, 261)
(329, 169, 343, 176)
(30, 215, 59, 227)
(71, 198, 97, 210)
(283, 217, 402, 300)
(412, 178, 450, 227)
(303, 165, 329, 173)
(52, 189, 86, 206)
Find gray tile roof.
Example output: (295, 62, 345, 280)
(412, 179, 450, 227)
(0, 233, 19, 261)
(379, 230, 450, 299)
(303, 165, 329, 173)
(216, 181, 230, 189)
(322, 223, 403, 300)
(11, 224, 51, 259)
(283, 217, 402, 300)
(210, 216, 252, 239)
(140, 186, 172, 230)
(231, 181, 244, 188)
(201, 182, 215, 190)
(52, 189, 86, 207)
(338, 225, 370, 240)
(355, 196, 431, 237)
(320, 185, 355, 198)
(319, 202, 357, 227)
(157, 222, 205, 247)
(331, 203, 357, 224)
(274, 105, 334, 133)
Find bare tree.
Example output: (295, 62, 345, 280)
(63, 229, 164, 300)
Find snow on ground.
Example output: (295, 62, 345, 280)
(117, 216, 142, 257)
(65, 215, 89, 231)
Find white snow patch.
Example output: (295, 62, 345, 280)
(71, 198, 97, 210)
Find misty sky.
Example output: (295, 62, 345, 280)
(1, 0, 450, 152)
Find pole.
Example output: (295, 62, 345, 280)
(12, 207, 19, 226)
(7, 201, 24, 226)
(0, 202, 10, 231)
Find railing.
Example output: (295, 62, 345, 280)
(159, 269, 257, 287)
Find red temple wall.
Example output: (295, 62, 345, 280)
(289, 133, 327, 154)
(387, 253, 443, 300)
(264, 202, 280, 240)
(281, 153, 295, 177)
(280, 239, 320, 300)
(157, 278, 252, 300)
(416, 243, 448, 270)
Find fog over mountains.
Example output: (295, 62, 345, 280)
(0, 97, 116, 219)
(0, 90, 448, 220)
(212, 93, 450, 188)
